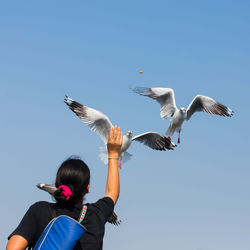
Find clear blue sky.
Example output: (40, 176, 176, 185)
(1, 1, 249, 249)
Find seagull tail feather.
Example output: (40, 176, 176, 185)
(122, 151, 133, 163)
(99, 146, 108, 165)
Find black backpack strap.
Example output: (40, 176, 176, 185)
(78, 205, 87, 223)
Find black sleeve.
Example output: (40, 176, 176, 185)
(92, 197, 115, 222)
(8, 202, 42, 246)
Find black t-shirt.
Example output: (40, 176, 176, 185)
(8, 197, 114, 250)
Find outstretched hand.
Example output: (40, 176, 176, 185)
(105, 125, 123, 203)
(107, 125, 123, 157)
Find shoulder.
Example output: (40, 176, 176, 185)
(27, 201, 54, 218)
(87, 197, 114, 222)
(89, 197, 114, 210)
(29, 201, 53, 211)
(30, 201, 51, 207)
(92, 197, 114, 207)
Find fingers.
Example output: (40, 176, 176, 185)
(107, 125, 123, 156)
(113, 125, 118, 136)
(109, 125, 117, 135)
(108, 126, 115, 141)
(109, 127, 113, 133)
(108, 125, 123, 144)
(109, 125, 116, 134)
(115, 126, 122, 143)
(117, 127, 123, 144)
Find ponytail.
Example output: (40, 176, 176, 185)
(55, 157, 90, 204)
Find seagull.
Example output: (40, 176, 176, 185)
(64, 96, 176, 168)
(37, 184, 121, 225)
(131, 87, 234, 144)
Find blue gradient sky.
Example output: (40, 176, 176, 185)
(1, 1, 249, 249)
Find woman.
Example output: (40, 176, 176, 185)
(7, 125, 123, 250)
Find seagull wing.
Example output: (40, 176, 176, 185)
(186, 95, 234, 120)
(131, 87, 177, 119)
(65, 96, 113, 144)
(108, 212, 122, 226)
(132, 132, 176, 150)
(37, 184, 57, 195)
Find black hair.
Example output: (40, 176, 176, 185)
(54, 157, 90, 204)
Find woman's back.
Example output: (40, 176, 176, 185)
(9, 197, 114, 249)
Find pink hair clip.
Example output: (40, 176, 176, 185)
(58, 185, 72, 200)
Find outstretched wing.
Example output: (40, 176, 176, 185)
(37, 183, 57, 195)
(131, 87, 177, 119)
(108, 212, 122, 226)
(132, 132, 176, 150)
(64, 96, 113, 144)
(186, 95, 234, 120)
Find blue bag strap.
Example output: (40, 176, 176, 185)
(78, 205, 87, 223)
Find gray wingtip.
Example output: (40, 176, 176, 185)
(64, 95, 73, 105)
(227, 107, 234, 117)
(130, 86, 149, 95)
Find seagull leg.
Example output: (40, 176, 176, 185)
(118, 156, 122, 169)
(168, 127, 172, 141)
(178, 129, 181, 144)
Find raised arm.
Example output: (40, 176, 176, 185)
(105, 125, 123, 204)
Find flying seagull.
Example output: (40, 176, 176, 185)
(37, 183, 121, 225)
(131, 87, 234, 143)
(64, 96, 176, 168)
